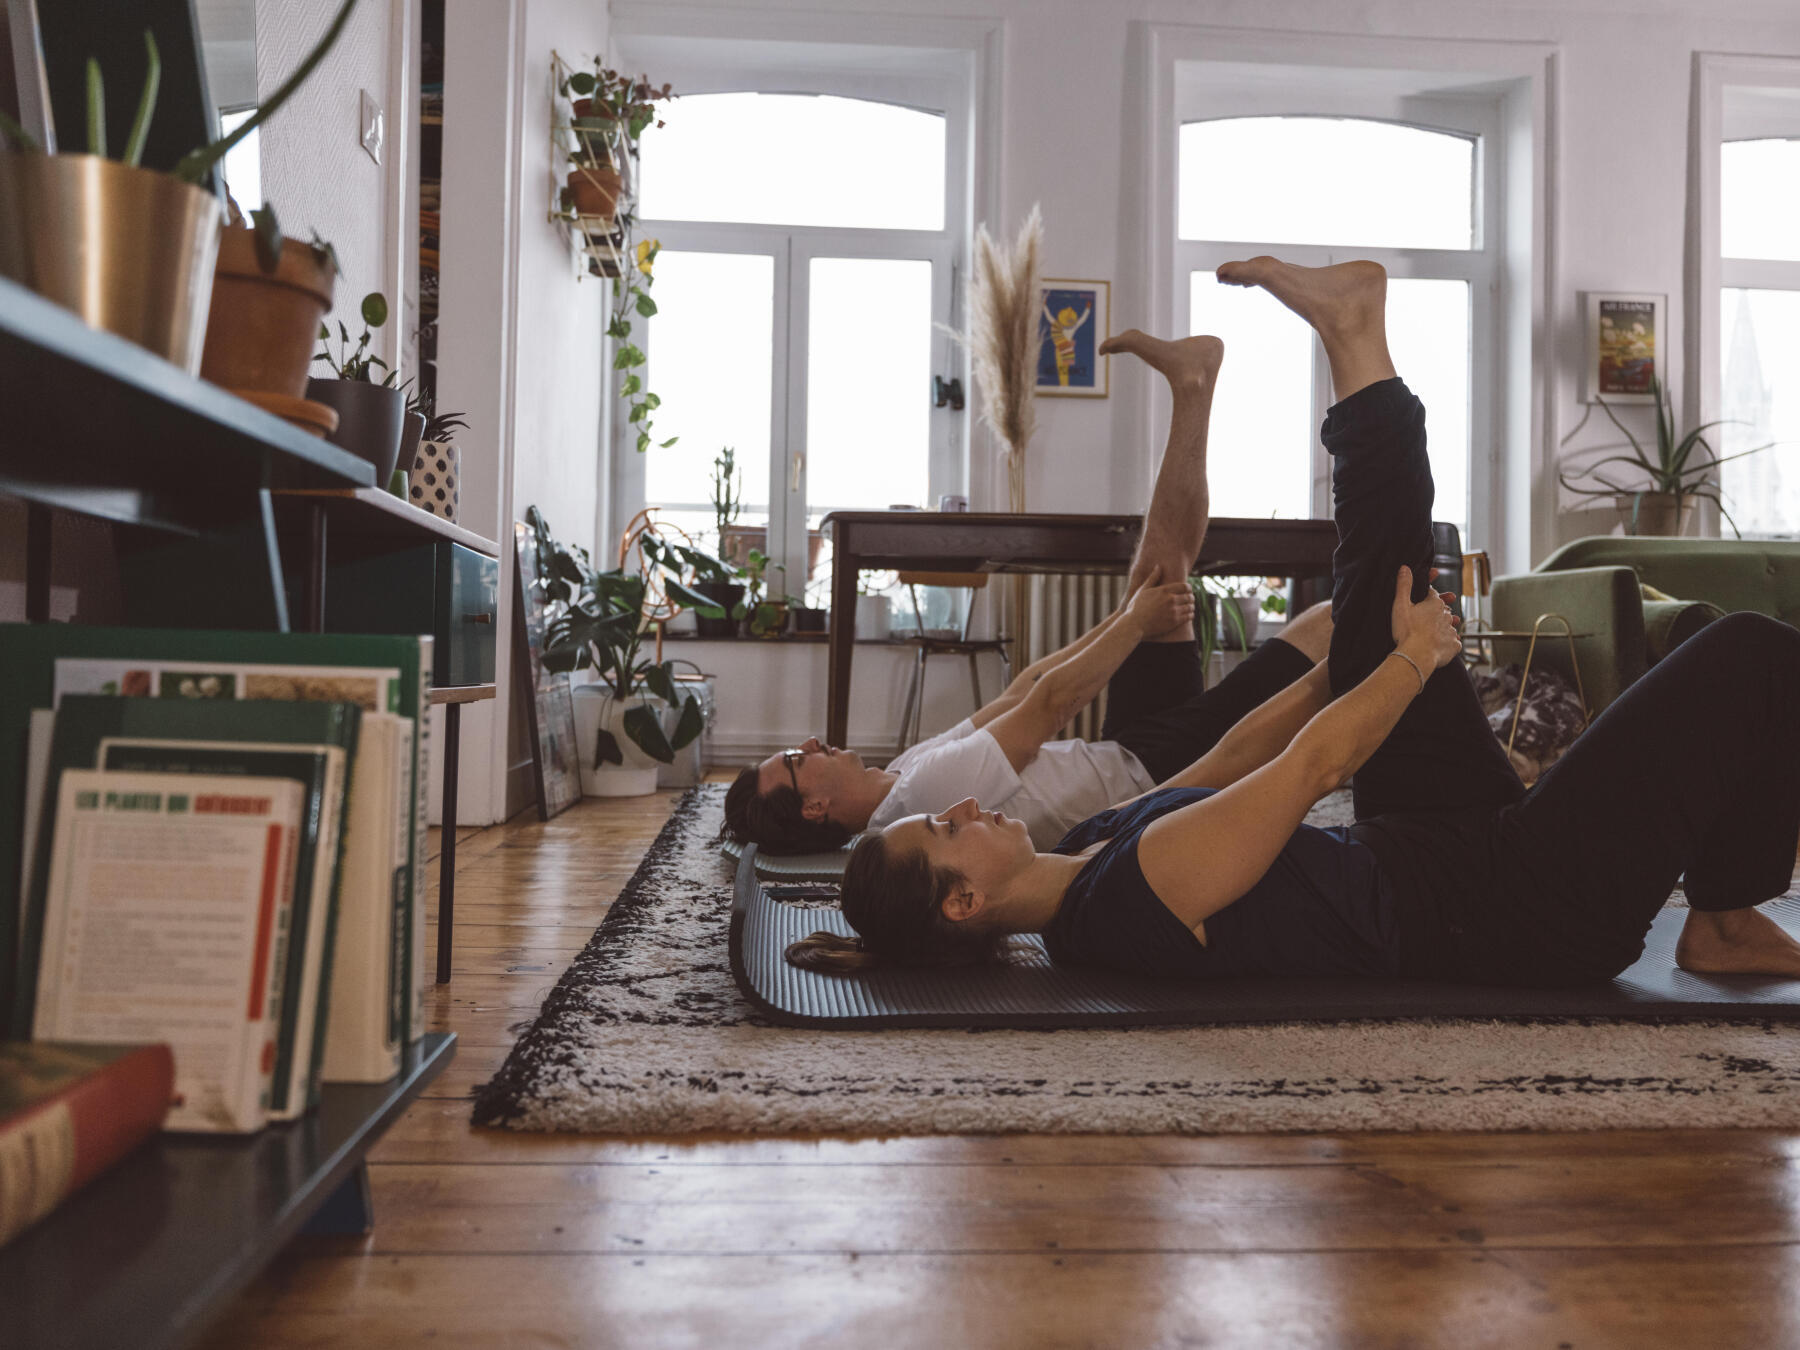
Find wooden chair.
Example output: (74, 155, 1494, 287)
(894, 571, 1011, 751)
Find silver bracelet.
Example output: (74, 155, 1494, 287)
(1387, 649, 1426, 693)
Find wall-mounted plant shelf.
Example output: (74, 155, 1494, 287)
(548, 50, 633, 280)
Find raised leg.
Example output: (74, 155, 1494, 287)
(1097, 330, 1225, 641)
(1217, 256, 1520, 820)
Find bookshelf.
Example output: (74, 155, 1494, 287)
(1, 1034, 456, 1350)
(1, 282, 459, 1348)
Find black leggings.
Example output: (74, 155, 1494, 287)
(1325, 379, 1800, 985)
(1103, 637, 1313, 784)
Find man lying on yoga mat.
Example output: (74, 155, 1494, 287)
(794, 256, 1800, 986)
(724, 331, 1333, 856)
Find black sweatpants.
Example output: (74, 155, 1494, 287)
(1325, 379, 1800, 985)
(1102, 635, 1314, 785)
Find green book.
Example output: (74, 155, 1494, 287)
(0, 626, 430, 1046)
(26, 694, 361, 1117)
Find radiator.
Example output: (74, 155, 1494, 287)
(1019, 573, 1129, 741)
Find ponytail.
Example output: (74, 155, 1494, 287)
(785, 931, 884, 972)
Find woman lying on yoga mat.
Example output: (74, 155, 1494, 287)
(791, 256, 1800, 987)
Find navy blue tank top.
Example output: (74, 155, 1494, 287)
(1041, 787, 1402, 980)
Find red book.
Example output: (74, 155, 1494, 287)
(0, 1041, 175, 1248)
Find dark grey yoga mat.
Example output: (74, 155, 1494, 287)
(720, 836, 853, 880)
(728, 846, 1800, 1029)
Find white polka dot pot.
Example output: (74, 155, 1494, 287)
(410, 439, 461, 522)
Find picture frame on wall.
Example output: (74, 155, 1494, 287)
(512, 522, 582, 821)
(1582, 291, 1666, 405)
(1037, 278, 1110, 397)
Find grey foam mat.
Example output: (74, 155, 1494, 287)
(721, 836, 853, 880)
(728, 847, 1800, 1029)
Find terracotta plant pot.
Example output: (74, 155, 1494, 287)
(200, 226, 337, 397)
(564, 167, 621, 221)
(306, 378, 408, 487)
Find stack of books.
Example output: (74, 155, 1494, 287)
(0, 627, 434, 1165)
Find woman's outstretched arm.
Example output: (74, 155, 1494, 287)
(1137, 567, 1462, 930)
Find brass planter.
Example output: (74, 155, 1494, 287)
(0, 153, 223, 373)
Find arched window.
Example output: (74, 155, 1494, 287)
(1176, 115, 1491, 543)
(621, 89, 963, 592)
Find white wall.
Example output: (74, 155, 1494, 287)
(256, 0, 396, 334)
(431, 0, 609, 823)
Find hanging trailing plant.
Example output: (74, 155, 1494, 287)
(609, 236, 673, 454)
(553, 62, 677, 455)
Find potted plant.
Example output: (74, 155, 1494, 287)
(530, 507, 714, 796)
(408, 402, 470, 521)
(0, 1, 357, 373)
(1558, 378, 1777, 537)
(737, 549, 788, 638)
(307, 291, 412, 488)
(200, 207, 339, 420)
(689, 448, 746, 634)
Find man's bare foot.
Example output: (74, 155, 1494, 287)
(1215, 257, 1386, 338)
(1098, 331, 1224, 394)
(1675, 907, 1800, 979)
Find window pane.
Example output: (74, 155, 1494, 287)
(807, 257, 933, 520)
(1721, 288, 1800, 536)
(639, 93, 945, 230)
(1189, 270, 1314, 520)
(1387, 278, 1471, 542)
(1721, 140, 1800, 262)
(645, 252, 774, 546)
(1180, 117, 1474, 250)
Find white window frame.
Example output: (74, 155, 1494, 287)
(607, 14, 994, 592)
(1694, 55, 1800, 537)
(1136, 25, 1554, 572)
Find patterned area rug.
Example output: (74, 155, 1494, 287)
(471, 786, 1800, 1135)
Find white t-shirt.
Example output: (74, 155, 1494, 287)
(865, 719, 1156, 849)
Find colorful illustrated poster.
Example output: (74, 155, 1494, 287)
(1583, 291, 1665, 404)
(1037, 279, 1110, 397)
(1598, 299, 1656, 395)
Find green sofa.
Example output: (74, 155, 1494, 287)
(1486, 537, 1800, 715)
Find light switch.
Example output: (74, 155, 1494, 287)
(360, 89, 384, 165)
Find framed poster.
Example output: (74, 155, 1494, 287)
(1037, 278, 1110, 397)
(513, 521, 582, 820)
(1582, 291, 1666, 405)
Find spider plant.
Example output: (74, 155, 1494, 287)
(1558, 377, 1775, 536)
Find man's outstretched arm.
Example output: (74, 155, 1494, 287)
(983, 578, 1194, 770)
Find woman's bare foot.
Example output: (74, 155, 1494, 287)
(1215, 257, 1394, 399)
(1216, 257, 1386, 333)
(1098, 331, 1224, 395)
(1675, 907, 1800, 979)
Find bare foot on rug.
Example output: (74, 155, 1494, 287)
(1675, 907, 1800, 979)
(1098, 331, 1224, 397)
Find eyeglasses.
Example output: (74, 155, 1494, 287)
(781, 748, 804, 793)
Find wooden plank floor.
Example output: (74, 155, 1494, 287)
(196, 789, 1800, 1349)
